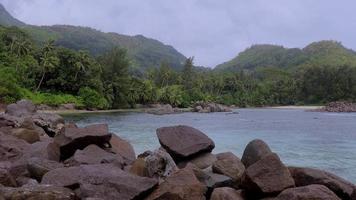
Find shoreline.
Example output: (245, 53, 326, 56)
(264, 105, 323, 110)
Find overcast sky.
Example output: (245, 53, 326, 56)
(1, 0, 355, 67)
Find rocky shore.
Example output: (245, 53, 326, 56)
(315, 101, 356, 112)
(0, 100, 355, 200)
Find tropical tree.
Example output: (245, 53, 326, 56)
(35, 51, 59, 92)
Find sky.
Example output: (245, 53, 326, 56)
(1, 0, 356, 67)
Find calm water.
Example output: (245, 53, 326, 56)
(64, 109, 356, 183)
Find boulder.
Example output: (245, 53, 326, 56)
(156, 125, 215, 161)
(59, 103, 76, 110)
(178, 153, 217, 169)
(210, 187, 245, 200)
(241, 153, 295, 198)
(241, 139, 272, 168)
(0, 161, 17, 187)
(15, 176, 38, 186)
(109, 134, 136, 164)
(193, 102, 232, 113)
(52, 124, 112, 161)
(27, 157, 63, 181)
(0, 114, 16, 128)
(275, 184, 341, 200)
(0, 132, 30, 162)
(64, 144, 124, 167)
(5, 100, 36, 117)
(146, 167, 207, 200)
(130, 149, 178, 182)
(289, 167, 355, 200)
(0, 184, 77, 200)
(9, 128, 40, 144)
(147, 104, 174, 115)
(32, 113, 65, 137)
(212, 152, 245, 184)
(42, 164, 158, 200)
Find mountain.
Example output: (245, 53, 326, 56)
(0, 4, 25, 27)
(216, 41, 356, 71)
(0, 4, 186, 71)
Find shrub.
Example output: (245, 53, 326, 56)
(0, 67, 22, 103)
(78, 87, 109, 109)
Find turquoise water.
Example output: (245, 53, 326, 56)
(64, 108, 356, 183)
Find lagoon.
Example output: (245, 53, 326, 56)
(64, 108, 356, 183)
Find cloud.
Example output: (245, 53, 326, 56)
(1, 0, 356, 67)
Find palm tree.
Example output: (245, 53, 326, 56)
(9, 38, 31, 71)
(74, 51, 90, 80)
(35, 52, 59, 92)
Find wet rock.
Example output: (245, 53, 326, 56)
(289, 167, 355, 200)
(42, 164, 158, 200)
(147, 104, 174, 115)
(178, 153, 217, 169)
(9, 128, 40, 144)
(210, 187, 245, 200)
(156, 125, 215, 161)
(64, 145, 124, 167)
(53, 124, 112, 161)
(32, 113, 64, 137)
(212, 152, 245, 185)
(109, 134, 136, 164)
(0, 184, 77, 200)
(275, 184, 341, 200)
(241, 153, 295, 198)
(27, 157, 63, 181)
(241, 139, 272, 168)
(146, 167, 207, 200)
(5, 100, 36, 117)
(130, 149, 178, 182)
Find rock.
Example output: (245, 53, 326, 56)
(9, 128, 40, 144)
(193, 102, 232, 113)
(178, 153, 217, 169)
(147, 104, 174, 115)
(59, 103, 76, 110)
(42, 164, 158, 200)
(241, 139, 272, 168)
(157, 125, 215, 161)
(32, 113, 65, 137)
(15, 176, 38, 186)
(210, 187, 245, 200)
(109, 134, 136, 164)
(212, 152, 245, 185)
(0, 162, 17, 187)
(36, 104, 53, 111)
(0, 114, 16, 128)
(130, 149, 178, 182)
(29, 139, 59, 161)
(317, 101, 356, 112)
(5, 100, 36, 117)
(275, 184, 341, 200)
(53, 124, 112, 161)
(27, 157, 63, 181)
(64, 144, 124, 167)
(0, 132, 30, 162)
(0, 184, 77, 200)
(146, 167, 207, 200)
(289, 167, 355, 200)
(241, 153, 295, 198)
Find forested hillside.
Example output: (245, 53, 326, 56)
(0, 4, 186, 72)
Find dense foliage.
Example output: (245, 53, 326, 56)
(0, 25, 355, 109)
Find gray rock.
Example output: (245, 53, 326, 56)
(213, 152, 245, 185)
(241, 139, 272, 168)
(109, 134, 136, 165)
(5, 100, 36, 117)
(27, 157, 63, 181)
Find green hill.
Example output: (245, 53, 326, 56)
(216, 41, 356, 71)
(0, 4, 186, 72)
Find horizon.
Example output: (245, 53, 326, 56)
(1, 0, 356, 67)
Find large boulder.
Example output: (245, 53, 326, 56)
(42, 164, 158, 200)
(52, 124, 112, 161)
(146, 167, 207, 200)
(241, 153, 295, 198)
(210, 187, 245, 200)
(212, 152, 245, 185)
(109, 134, 136, 164)
(32, 113, 65, 137)
(0, 184, 77, 200)
(156, 125, 215, 161)
(27, 157, 63, 182)
(289, 167, 355, 200)
(64, 144, 124, 167)
(193, 102, 232, 113)
(5, 100, 36, 117)
(147, 104, 174, 115)
(241, 139, 272, 168)
(0, 132, 30, 162)
(130, 149, 178, 182)
(275, 184, 341, 200)
(178, 153, 217, 169)
(9, 128, 41, 144)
